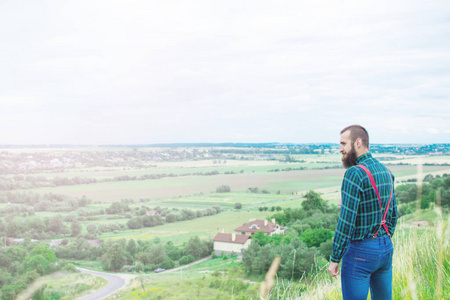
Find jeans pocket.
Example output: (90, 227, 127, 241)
(352, 252, 381, 279)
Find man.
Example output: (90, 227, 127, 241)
(328, 125, 398, 300)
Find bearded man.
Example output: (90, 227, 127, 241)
(328, 125, 398, 300)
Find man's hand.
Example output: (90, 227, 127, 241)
(328, 262, 340, 277)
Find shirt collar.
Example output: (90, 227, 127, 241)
(356, 152, 372, 164)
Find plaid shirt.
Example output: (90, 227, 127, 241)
(330, 153, 398, 263)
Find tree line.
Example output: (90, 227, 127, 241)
(0, 195, 222, 241)
(396, 173, 450, 215)
(0, 169, 242, 191)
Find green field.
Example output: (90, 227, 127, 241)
(3, 150, 450, 246)
(3, 149, 450, 300)
(22, 164, 450, 203)
(100, 209, 288, 245)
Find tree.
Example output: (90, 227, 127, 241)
(71, 220, 82, 237)
(165, 214, 177, 223)
(300, 228, 333, 247)
(2, 246, 27, 274)
(234, 202, 242, 209)
(301, 190, 327, 212)
(147, 244, 167, 266)
(86, 223, 97, 236)
(319, 240, 333, 261)
(396, 184, 418, 204)
(30, 246, 56, 262)
(22, 254, 53, 275)
(185, 236, 210, 259)
(127, 217, 143, 229)
(106, 202, 129, 214)
(252, 231, 270, 247)
(423, 174, 434, 182)
(242, 242, 260, 274)
(26, 217, 46, 237)
(102, 242, 126, 271)
(179, 255, 195, 265)
(46, 215, 69, 235)
(216, 185, 231, 193)
(5, 217, 25, 237)
(126, 239, 138, 258)
(165, 241, 180, 261)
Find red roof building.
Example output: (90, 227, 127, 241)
(213, 232, 251, 256)
(234, 219, 285, 236)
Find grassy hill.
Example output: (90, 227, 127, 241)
(98, 209, 449, 300)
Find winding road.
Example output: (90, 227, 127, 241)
(76, 268, 135, 300)
(75, 257, 211, 299)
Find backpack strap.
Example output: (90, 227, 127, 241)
(357, 165, 394, 239)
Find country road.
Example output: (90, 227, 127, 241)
(75, 256, 211, 299)
(76, 268, 136, 300)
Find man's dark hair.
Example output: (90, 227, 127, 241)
(340, 125, 369, 148)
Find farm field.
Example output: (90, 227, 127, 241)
(2, 148, 450, 247)
(23, 163, 450, 203)
(101, 209, 278, 245)
(1, 147, 449, 300)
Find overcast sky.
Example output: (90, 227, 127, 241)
(1, 1, 449, 145)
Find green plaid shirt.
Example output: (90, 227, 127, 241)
(330, 153, 398, 263)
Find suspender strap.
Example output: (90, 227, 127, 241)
(357, 165, 394, 238)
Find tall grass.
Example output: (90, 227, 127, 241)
(268, 209, 449, 299)
(392, 209, 449, 300)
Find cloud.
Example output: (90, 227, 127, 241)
(0, 0, 449, 144)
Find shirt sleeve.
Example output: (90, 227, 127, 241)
(330, 167, 362, 263)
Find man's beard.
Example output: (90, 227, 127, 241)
(342, 145, 358, 169)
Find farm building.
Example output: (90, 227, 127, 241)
(213, 232, 251, 256)
(7, 237, 38, 246)
(234, 219, 285, 236)
(49, 239, 64, 249)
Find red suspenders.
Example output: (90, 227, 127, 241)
(356, 165, 394, 239)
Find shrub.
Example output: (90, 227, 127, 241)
(126, 217, 143, 229)
(216, 185, 231, 193)
(62, 263, 76, 272)
(179, 255, 195, 265)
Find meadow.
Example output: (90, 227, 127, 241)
(2, 147, 450, 300)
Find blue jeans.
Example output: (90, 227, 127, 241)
(341, 235, 394, 300)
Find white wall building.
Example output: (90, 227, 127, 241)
(213, 232, 251, 256)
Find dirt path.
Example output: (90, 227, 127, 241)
(162, 256, 211, 274)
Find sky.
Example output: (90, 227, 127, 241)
(0, 0, 449, 145)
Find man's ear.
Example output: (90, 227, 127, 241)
(354, 138, 362, 149)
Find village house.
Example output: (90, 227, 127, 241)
(213, 232, 251, 256)
(146, 210, 157, 216)
(7, 237, 38, 246)
(234, 219, 285, 236)
(87, 239, 102, 248)
(49, 239, 64, 249)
